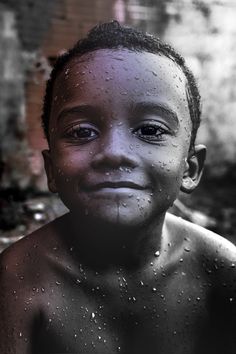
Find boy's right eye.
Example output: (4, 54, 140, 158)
(64, 124, 99, 143)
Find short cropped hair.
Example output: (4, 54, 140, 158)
(42, 20, 201, 150)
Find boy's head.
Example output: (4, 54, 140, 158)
(42, 21, 206, 228)
(42, 20, 201, 150)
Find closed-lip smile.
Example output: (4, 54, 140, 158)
(86, 181, 147, 191)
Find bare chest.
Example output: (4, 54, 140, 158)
(35, 270, 213, 354)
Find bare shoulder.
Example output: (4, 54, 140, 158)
(0, 214, 69, 293)
(166, 212, 236, 291)
(1, 216, 62, 266)
(166, 210, 235, 255)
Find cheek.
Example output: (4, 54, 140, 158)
(148, 149, 186, 195)
(52, 148, 92, 184)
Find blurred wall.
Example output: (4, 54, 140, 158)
(0, 0, 236, 191)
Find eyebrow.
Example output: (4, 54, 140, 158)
(131, 101, 179, 126)
(57, 105, 101, 122)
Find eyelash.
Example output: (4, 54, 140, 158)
(64, 125, 99, 143)
(133, 123, 169, 142)
(64, 123, 169, 144)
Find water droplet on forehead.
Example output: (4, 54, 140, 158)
(184, 247, 191, 252)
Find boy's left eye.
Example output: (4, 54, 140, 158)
(133, 123, 169, 142)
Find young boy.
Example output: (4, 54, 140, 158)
(1, 21, 236, 354)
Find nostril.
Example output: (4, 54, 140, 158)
(91, 149, 138, 170)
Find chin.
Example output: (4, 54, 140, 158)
(68, 197, 157, 229)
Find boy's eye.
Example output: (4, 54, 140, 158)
(64, 124, 99, 143)
(133, 123, 168, 142)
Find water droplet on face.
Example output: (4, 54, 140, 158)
(128, 296, 137, 303)
(184, 247, 191, 252)
(155, 250, 160, 258)
(91, 312, 95, 319)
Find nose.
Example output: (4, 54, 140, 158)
(91, 125, 138, 170)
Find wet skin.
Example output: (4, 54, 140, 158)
(1, 49, 236, 354)
(45, 50, 192, 232)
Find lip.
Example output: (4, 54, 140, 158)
(85, 181, 147, 191)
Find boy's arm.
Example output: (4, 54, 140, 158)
(207, 236, 236, 352)
(0, 250, 39, 354)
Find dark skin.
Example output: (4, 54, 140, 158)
(1, 49, 236, 354)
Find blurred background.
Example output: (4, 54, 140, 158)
(0, 0, 236, 252)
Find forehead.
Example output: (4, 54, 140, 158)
(55, 48, 187, 90)
(51, 49, 189, 125)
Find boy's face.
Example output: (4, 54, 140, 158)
(43, 49, 194, 227)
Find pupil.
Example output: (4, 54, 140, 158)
(142, 126, 156, 135)
(78, 128, 91, 137)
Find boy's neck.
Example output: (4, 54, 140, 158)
(59, 212, 168, 271)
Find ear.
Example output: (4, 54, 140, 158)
(180, 144, 206, 194)
(42, 150, 58, 193)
